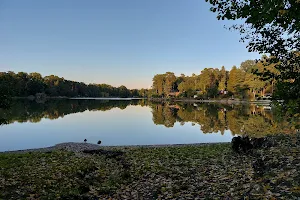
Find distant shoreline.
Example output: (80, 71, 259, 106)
(12, 96, 146, 100)
(12, 96, 272, 104)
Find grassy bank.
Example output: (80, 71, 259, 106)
(1, 134, 300, 199)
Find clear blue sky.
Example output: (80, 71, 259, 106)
(0, 0, 260, 89)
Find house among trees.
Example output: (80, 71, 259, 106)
(169, 91, 181, 97)
(219, 90, 228, 95)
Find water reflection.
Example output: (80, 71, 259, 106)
(151, 102, 299, 137)
(0, 99, 298, 137)
(0, 99, 146, 124)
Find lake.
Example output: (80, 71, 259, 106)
(0, 99, 296, 151)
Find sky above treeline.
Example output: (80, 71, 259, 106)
(0, 0, 260, 89)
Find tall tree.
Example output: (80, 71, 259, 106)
(152, 74, 165, 97)
(240, 60, 256, 73)
(227, 66, 238, 94)
(227, 66, 246, 97)
(244, 73, 265, 99)
(218, 66, 227, 91)
(163, 72, 176, 97)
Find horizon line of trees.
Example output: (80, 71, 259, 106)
(150, 56, 281, 100)
(0, 71, 149, 98)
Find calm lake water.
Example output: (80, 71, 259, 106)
(0, 99, 296, 151)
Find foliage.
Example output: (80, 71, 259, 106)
(206, 0, 300, 115)
(151, 57, 278, 99)
(205, 0, 300, 59)
(152, 72, 177, 97)
(0, 71, 146, 98)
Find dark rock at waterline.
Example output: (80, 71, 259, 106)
(231, 136, 275, 153)
(251, 137, 276, 149)
(251, 137, 266, 148)
(97, 140, 101, 145)
(232, 136, 253, 153)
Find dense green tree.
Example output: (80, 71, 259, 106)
(118, 85, 130, 98)
(244, 73, 265, 99)
(152, 74, 165, 97)
(138, 88, 149, 98)
(227, 66, 245, 96)
(240, 60, 256, 73)
(163, 72, 177, 97)
(178, 76, 197, 97)
(151, 61, 279, 99)
(218, 66, 227, 91)
(26, 73, 46, 95)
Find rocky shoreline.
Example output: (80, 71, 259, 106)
(2, 142, 228, 154)
(1, 134, 300, 199)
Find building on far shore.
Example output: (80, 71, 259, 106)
(169, 91, 181, 97)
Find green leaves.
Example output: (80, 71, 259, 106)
(206, 0, 300, 106)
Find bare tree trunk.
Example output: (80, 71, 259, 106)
(252, 90, 256, 100)
(271, 80, 274, 95)
(263, 88, 266, 97)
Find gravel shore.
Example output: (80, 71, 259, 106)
(1, 142, 101, 154)
(1, 134, 300, 199)
(2, 142, 229, 154)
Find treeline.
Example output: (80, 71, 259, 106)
(0, 71, 148, 98)
(150, 56, 279, 100)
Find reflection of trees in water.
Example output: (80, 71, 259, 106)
(1, 100, 298, 136)
(150, 102, 298, 137)
(0, 84, 12, 125)
(0, 118, 8, 125)
(0, 99, 146, 125)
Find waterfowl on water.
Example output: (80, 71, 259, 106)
(97, 140, 102, 145)
(84, 139, 87, 143)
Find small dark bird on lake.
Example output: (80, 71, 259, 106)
(84, 139, 87, 143)
(97, 140, 102, 145)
